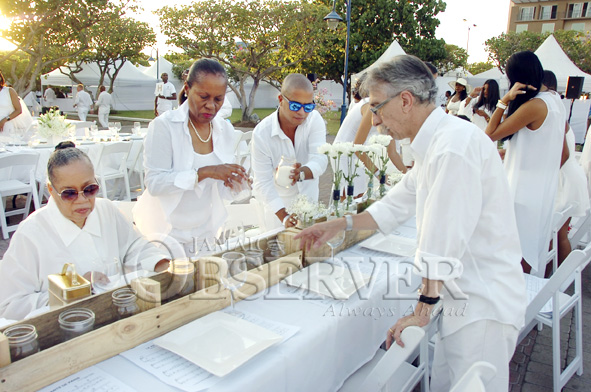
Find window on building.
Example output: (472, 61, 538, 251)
(567, 2, 591, 18)
(542, 23, 556, 33)
(571, 22, 586, 31)
(540, 5, 558, 20)
(516, 24, 529, 33)
(520, 6, 536, 21)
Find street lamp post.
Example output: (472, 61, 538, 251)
(462, 19, 477, 58)
(324, 0, 351, 125)
(148, 48, 160, 81)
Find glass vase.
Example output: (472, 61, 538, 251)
(379, 174, 387, 199)
(346, 184, 355, 213)
(332, 189, 342, 217)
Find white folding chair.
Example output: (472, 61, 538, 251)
(449, 361, 497, 392)
(569, 209, 591, 250)
(73, 121, 95, 137)
(126, 141, 144, 195)
(0, 153, 41, 239)
(534, 204, 575, 277)
(94, 142, 132, 201)
(339, 326, 426, 392)
(519, 242, 591, 391)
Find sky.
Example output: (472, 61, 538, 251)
(0, 0, 511, 64)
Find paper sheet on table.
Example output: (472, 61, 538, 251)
(39, 367, 136, 392)
(120, 341, 220, 392)
(120, 311, 300, 392)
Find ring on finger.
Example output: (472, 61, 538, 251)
(389, 328, 394, 334)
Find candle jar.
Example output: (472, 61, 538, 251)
(265, 239, 286, 263)
(58, 308, 95, 341)
(168, 258, 196, 297)
(275, 156, 296, 188)
(245, 249, 264, 268)
(4, 324, 39, 361)
(112, 288, 140, 319)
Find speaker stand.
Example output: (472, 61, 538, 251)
(568, 98, 575, 123)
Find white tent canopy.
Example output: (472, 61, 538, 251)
(142, 57, 181, 86)
(351, 40, 406, 86)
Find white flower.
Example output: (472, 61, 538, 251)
(340, 142, 355, 155)
(37, 109, 74, 139)
(368, 134, 392, 147)
(317, 143, 333, 155)
(355, 144, 368, 153)
(331, 142, 349, 155)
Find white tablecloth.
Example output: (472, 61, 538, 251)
(41, 220, 422, 392)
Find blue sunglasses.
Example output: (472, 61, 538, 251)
(282, 95, 316, 113)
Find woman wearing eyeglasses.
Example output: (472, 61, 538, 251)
(0, 142, 168, 320)
(250, 73, 328, 230)
(133, 59, 249, 256)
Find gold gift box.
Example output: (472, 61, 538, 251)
(48, 263, 91, 307)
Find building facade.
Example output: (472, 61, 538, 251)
(508, 0, 591, 34)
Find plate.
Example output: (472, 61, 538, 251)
(283, 262, 371, 300)
(118, 132, 132, 136)
(359, 233, 417, 257)
(154, 312, 282, 377)
(31, 143, 53, 149)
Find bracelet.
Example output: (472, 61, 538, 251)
(282, 215, 290, 226)
(344, 215, 353, 231)
(496, 99, 508, 111)
(418, 295, 440, 305)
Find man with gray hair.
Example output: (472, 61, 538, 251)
(251, 73, 328, 230)
(295, 55, 525, 391)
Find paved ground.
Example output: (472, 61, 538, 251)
(2, 130, 590, 390)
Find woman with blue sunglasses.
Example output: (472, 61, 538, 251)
(0, 142, 168, 320)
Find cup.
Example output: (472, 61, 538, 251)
(229, 177, 252, 203)
(58, 308, 95, 341)
(133, 122, 141, 135)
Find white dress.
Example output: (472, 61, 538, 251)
(504, 92, 564, 274)
(333, 98, 378, 194)
(555, 128, 590, 216)
(446, 97, 462, 116)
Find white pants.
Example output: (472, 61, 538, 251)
(431, 319, 519, 392)
(77, 107, 89, 121)
(98, 106, 110, 128)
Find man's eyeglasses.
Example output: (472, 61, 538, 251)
(370, 95, 397, 116)
(54, 183, 100, 202)
(282, 95, 316, 113)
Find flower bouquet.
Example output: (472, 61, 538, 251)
(37, 109, 74, 144)
(287, 194, 329, 228)
(318, 142, 344, 217)
(367, 134, 393, 198)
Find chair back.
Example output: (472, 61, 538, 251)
(449, 361, 497, 392)
(0, 153, 39, 181)
(95, 142, 131, 175)
(359, 326, 425, 391)
(525, 242, 591, 326)
(234, 131, 253, 172)
(569, 209, 591, 249)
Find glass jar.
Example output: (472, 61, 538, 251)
(274, 156, 296, 188)
(112, 288, 140, 319)
(245, 249, 264, 268)
(265, 239, 286, 263)
(4, 324, 39, 361)
(168, 258, 196, 297)
(58, 308, 95, 341)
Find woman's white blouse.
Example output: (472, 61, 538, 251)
(134, 101, 241, 244)
(0, 198, 166, 320)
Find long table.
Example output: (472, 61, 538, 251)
(39, 221, 421, 392)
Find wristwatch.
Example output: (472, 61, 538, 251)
(298, 170, 305, 182)
(194, 168, 199, 187)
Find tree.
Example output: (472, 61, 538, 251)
(0, 0, 124, 95)
(466, 62, 494, 76)
(552, 30, 591, 74)
(65, 16, 156, 94)
(434, 44, 468, 75)
(485, 31, 547, 73)
(304, 0, 447, 84)
(158, 0, 330, 122)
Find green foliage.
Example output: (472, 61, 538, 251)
(0, 0, 127, 95)
(466, 62, 494, 76)
(433, 44, 468, 75)
(304, 0, 446, 84)
(485, 30, 591, 74)
(157, 0, 330, 121)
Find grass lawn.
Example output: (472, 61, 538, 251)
(115, 108, 342, 134)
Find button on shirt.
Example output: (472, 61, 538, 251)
(366, 107, 526, 337)
(251, 110, 328, 215)
(0, 198, 166, 320)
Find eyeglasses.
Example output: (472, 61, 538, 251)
(282, 95, 316, 113)
(370, 96, 396, 116)
(54, 183, 100, 202)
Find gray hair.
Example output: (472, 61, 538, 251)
(362, 55, 438, 104)
(47, 143, 93, 183)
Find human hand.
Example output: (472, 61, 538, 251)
(289, 162, 303, 186)
(386, 313, 429, 349)
(0, 119, 6, 132)
(504, 82, 536, 102)
(470, 86, 482, 97)
(284, 213, 297, 228)
(294, 218, 345, 251)
(208, 164, 249, 188)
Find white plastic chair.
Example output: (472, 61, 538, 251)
(519, 242, 591, 391)
(73, 121, 95, 137)
(339, 326, 426, 392)
(569, 209, 591, 250)
(449, 361, 497, 392)
(94, 142, 132, 201)
(0, 153, 41, 239)
(234, 130, 252, 174)
(534, 204, 575, 277)
(126, 141, 144, 194)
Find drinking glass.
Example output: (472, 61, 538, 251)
(91, 257, 123, 294)
(114, 122, 122, 133)
(220, 220, 246, 250)
(229, 177, 252, 203)
(133, 122, 141, 135)
(326, 216, 346, 263)
(221, 252, 247, 314)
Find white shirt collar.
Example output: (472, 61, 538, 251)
(46, 197, 102, 247)
(410, 107, 445, 163)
